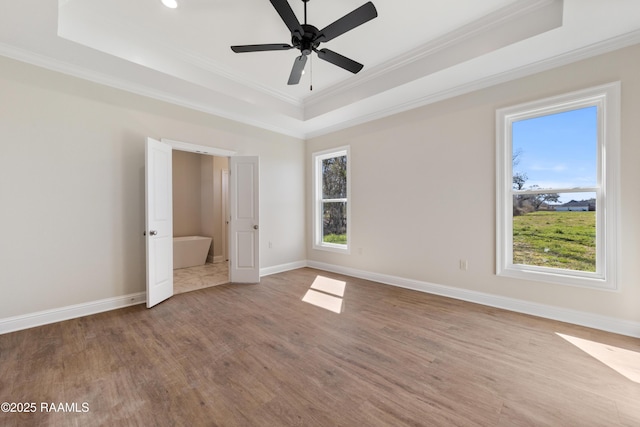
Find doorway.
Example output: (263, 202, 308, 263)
(171, 150, 229, 294)
(145, 137, 260, 308)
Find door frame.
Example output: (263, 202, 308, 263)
(161, 139, 237, 282)
(222, 169, 229, 262)
(161, 138, 236, 158)
(145, 138, 258, 305)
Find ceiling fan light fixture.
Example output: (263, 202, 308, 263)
(230, 0, 377, 86)
(161, 0, 178, 9)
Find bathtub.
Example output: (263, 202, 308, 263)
(173, 236, 212, 269)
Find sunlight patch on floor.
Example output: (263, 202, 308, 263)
(310, 275, 346, 297)
(302, 276, 346, 313)
(557, 333, 640, 383)
(302, 289, 343, 313)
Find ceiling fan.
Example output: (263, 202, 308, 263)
(231, 0, 378, 85)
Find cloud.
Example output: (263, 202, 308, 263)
(529, 163, 567, 172)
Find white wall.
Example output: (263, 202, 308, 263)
(1, 40, 638, 331)
(200, 154, 215, 261)
(306, 43, 640, 325)
(212, 156, 229, 261)
(0, 56, 306, 319)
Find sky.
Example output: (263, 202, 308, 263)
(512, 105, 597, 204)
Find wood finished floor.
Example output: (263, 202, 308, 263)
(174, 262, 229, 295)
(1, 267, 639, 426)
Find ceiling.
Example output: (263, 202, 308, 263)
(1, 0, 640, 138)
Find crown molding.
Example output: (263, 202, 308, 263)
(56, 0, 563, 117)
(175, 48, 303, 107)
(2, 24, 639, 141)
(0, 42, 306, 139)
(56, 6, 304, 116)
(303, 0, 562, 111)
(60, 4, 303, 108)
(303, 29, 640, 138)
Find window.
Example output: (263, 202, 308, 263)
(496, 83, 620, 289)
(313, 147, 350, 253)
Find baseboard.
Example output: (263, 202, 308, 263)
(260, 260, 308, 277)
(213, 255, 224, 263)
(0, 292, 146, 335)
(0, 260, 305, 335)
(306, 260, 640, 339)
(4, 261, 638, 338)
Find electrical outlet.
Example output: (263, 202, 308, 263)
(459, 259, 468, 271)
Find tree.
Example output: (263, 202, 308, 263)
(524, 186, 560, 211)
(322, 156, 347, 237)
(512, 149, 559, 213)
(512, 148, 528, 190)
(513, 172, 528, 191)
(512, 149, 529, 214)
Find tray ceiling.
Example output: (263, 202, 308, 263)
(2, 0, 640, 138)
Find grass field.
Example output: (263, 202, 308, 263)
(323, 233, 347, 245)
(512, 211, 596, 272)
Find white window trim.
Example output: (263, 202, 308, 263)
(496, 82, 620, 290)
(312, 146, 351, 254)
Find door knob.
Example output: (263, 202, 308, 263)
(253, 225, 259, 230)
(149, 230, 158, 236)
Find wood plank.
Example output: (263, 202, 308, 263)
(0, 267, 639, 426)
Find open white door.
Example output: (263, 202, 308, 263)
(229, 156, 260, 283)
(222, 169, 229, 262)
(145, 137, 173, 307)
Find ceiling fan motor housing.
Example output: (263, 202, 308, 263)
(293, 24, 320, 56)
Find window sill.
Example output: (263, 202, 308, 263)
(313, 243, 350, 255)
(498, 266, 617, 291)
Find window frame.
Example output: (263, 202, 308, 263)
(312, 146, 351, 254)
(496, 82, 620, 290)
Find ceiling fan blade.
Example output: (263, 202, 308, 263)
(316, 49, 363, 74)
(270, 0, 304, 38)
(317, 1, 377, 43)
(231, 44, 293, 53)
(287, 55, 308, 85)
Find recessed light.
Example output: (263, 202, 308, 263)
(161, 0, 178, 9)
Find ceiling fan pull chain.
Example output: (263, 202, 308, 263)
(310, 54, 313, 91)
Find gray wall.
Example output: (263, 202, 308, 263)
(172, 150, 222, 262)
(172, 150, 205, 238)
